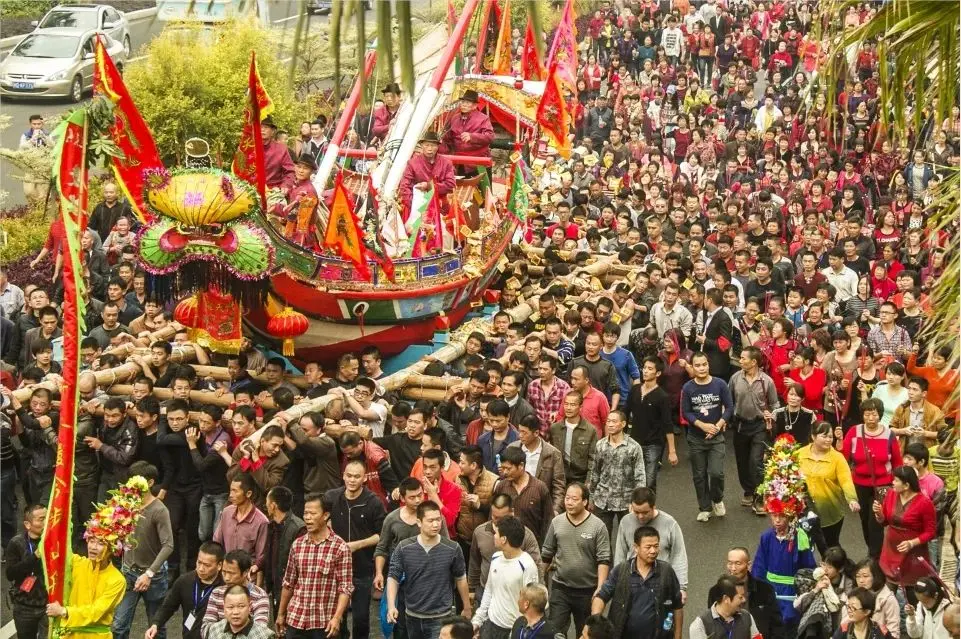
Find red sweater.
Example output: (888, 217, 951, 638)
(842, 424, 903, 487)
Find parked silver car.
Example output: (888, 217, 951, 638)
(34, 4, 131, 57)
(0, 30, 127, 102)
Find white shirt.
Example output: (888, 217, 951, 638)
(820, 265, 859, 302)
(0, 283, 24, 320)
(522, 441, 543, 477)
(472, 551, 540, 630)
(358, 401, 389, 438)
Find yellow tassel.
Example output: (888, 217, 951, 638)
(282, 338, 295, 357)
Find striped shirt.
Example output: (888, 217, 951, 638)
(201, 583, 270, 638)
(388, 536, 466, 617)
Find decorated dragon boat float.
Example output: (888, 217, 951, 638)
(91, 0, 570, 363)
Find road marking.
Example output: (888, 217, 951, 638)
(128, 55, 148, 64)
(273, 14, 302, 24)
(1, 619, 15, 639)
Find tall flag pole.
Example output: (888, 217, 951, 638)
(43, 108, 90, 636)
(93, 35, 162, 224)
(233, 52, 274, 213)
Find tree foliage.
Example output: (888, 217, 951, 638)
(124, 20, 298, 166)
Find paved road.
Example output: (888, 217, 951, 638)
(0, 0, 308, 208)
(0, 434, 866, 639)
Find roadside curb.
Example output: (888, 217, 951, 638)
(0, 6, 158, 53)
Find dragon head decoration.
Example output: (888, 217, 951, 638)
(136, 167, 274, 308)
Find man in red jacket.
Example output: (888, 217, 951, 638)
(261, 115, 295, 193)
(441, 89, 495, 175)
(371, 82, 402, 145)
(398, 131, 456, 220)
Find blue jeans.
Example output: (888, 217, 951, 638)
(405, 615, 445, 639)
(198, 493, 228, 541)
(641, 444, 664, 491)
(112, 566, 168, 639)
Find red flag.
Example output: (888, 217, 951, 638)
(536, 61, 572, 158)
(521, 18, 545, 80)
(94, 35, 161, 223)
(492, 0, 513, 75)
(232, 52, 274, 212)
(546, 0, 578, 96)
(43, 108, 89, 617)
(325, 173, 371, 281)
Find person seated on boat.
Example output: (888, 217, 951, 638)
(440, 89, 494, 175)
(279, 154, 325, 249)
(371, 82, 402, 146)
(261, 115, 296, 193)
(399, 131, 456, 221)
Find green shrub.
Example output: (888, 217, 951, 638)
(1, 207, 50, 265)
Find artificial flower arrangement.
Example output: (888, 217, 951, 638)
(757, 433, 808, 518)
(83, 475, 150, 555)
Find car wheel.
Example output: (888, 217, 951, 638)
(123, 35, 131, 57)
(70, 75, 83, 103)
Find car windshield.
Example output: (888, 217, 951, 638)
(38, 10, 99, 30)
(11, 34, 80, 59)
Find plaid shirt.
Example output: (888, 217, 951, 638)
(526, 377, 571, 435)
(282, 530, 354, 631)
(866, 325, 913, 357)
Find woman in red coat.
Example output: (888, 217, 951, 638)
(873, 465, 937, 587)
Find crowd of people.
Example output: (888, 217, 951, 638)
(2, 1, 961, 639)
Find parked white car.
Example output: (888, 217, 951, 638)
(0, 30, 128, 102)
(34, 4, 131, 57)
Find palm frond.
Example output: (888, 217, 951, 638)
(330, 0, 344, 106)
(396, 0, 415, 96)
(376, 0, 396, 87)
(819, 0, 959, 143)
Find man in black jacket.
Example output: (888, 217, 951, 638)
(87, 397, 139, 499)
(157, 399, 204, 579)
(4, 504, 48, 639)
(707, 547, 783, 639)
(326, 460, 387, 639)
(88, 181, 133, 240)
(263, 486, 305, 615)
(144, 540, 225, 639)
(694, 289, 733, 381)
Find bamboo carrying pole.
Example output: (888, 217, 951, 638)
(190, 365, 309, 391)
(102, 322, 185, 358)
(11, 344, 198, 403)
(103, 384, 276, 411)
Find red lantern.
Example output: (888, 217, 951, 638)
(434, 311, 450, 332)
(173, 295, 199, 340)
(483, 289, 501, 304)
(267, 307, 309, 357)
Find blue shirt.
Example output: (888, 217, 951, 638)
(681, 377, 734, 437)
(601, 347, 641, 410)
(477, 428, 519, 473)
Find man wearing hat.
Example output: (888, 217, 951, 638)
(371, 83, 402, 144)
(261, 115, 295, 193)
(280, 154, 324, 248)
(440, 89, 494, 171)
(398, 131, 456, 220)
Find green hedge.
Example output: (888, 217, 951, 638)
(1, 206, 50, 265)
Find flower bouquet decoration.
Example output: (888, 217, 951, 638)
(757, 433, 808, 519)
(83, 475, 150, 555)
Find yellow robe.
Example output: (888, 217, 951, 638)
(59, 555, 126, 637)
